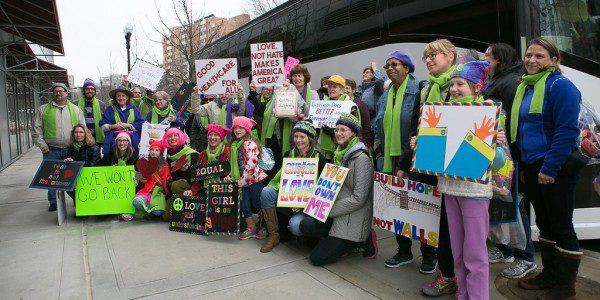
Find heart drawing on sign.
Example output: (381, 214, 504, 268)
(63, 169, 74, 179)
(171, 156, 189, 172)
(136, 157, 159, 179)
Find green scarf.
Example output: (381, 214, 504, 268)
(206, 142, 224, 162)
(510, 68, 554, 143)
(77, 97, 105, 143)
(133, 96, 154, 119)
(382, 77, 408, 172)
(72, 142, 82, 152)
(151, 104, 175, 124)
(218, 102, 227, 126)
(230, 139, 244, 180)
(333, 137, 359, 166)
(117, 158, 127, 166)
(425, 65, 456, 103)
(43, 101, 79, 139)
(167, 145, 198, 161)
(260, 95, 269, 103)
(449, 95, 484, 103)
(260, 99, 278, 145)
(319, 94, 349, 153)
(113, 106, 135, 124)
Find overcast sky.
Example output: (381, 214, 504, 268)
(54, 0, 248, 87)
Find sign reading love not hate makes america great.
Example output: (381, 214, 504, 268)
(277, 158, 319, 208)
(303, 163, 349, 222)
(75, 166, 136, 216)
(251, 42, 284, 87)
(195, 59, 238, 94)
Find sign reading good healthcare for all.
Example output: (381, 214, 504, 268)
(372, 172, 441, 248)
(127, 59, 166, 91)
(250, 42, 284, 87)
(195, 59, 238, 94)
(277, 158, 319, 208)
(303, 163, 349, 222)
(308, 100, 357, 128)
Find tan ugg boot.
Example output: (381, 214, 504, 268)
(260, 208, 280, 253)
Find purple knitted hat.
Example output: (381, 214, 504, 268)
(83, 78, 96, 90)
(452, 61, 490, 87)
(386, 50, 415, 73)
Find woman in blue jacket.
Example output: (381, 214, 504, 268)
(99, 86, 144, 154)
(513, 37, 582, 299)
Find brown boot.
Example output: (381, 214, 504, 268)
(519, 238, 557, 290)
(537, 247, 581, 300)
(260, 208, 280, 253)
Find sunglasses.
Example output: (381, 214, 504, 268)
(383, 61, 404, 70)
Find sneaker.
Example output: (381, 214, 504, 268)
(420, 257, 438, 274)
(501, 259, 538, 279)
(384, 251, 414, 268)
(488, 247, 514, 263)
(238, 227, 257, 240)
(254, 227, 267, 239)
(363, 229, 378, 258)
(421, 272, 457, 297)
(48, 203, 57, 211)
(120, 214, 133, 221)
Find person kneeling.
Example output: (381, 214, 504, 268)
(132, 140, 171, 218)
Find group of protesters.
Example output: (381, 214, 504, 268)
(32, 36, 584, 300)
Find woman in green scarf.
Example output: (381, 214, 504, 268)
(420, 39, 458, 103)
(97, 131, 136, 167)
(145, 91, 185, 130)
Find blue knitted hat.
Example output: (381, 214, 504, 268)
(335, 113, 361, 134)
(293, 120, 317, 139)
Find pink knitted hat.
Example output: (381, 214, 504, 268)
(206, 124, 231, 141)
(231, 116, 257, 135)
(161, 127, 187, 149)
(115, 130, 132, 144)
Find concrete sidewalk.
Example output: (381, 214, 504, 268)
(1, 149, 599, 299)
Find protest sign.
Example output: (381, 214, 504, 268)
(308, 100, 357, 128)
(251, 42, 284, 87)
(195, 58, 238, 94)
(75, 166, 136, 216)
(171, 82, 195, 114)
(283, 56, 300, 79)
(412, 102, 501, 184)
(127, 59, 166, 90)
(190, 161, 230, 182)
(205, 180, 241, 235)
(273, 91, 297, 117)
(372, 172, 442, 248)
(169, 195, 207, 235)
(30, 159, 84, 191)
(277, 158, 319, 208)
(139, 123, 169, 159)
(303, 164, 349, 222)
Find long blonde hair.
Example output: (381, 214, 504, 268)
(70, 124, 96, 146)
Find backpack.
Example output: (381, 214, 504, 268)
(258, 147, 275, 171)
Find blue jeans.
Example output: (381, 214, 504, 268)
(497, 195, 536, 262)
(241, 181, 264, 218)
(42, 146, 68, 204)
(288, 213, 309, 236)
(260, 186, 278, 209)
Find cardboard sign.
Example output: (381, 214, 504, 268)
(205, 180, 241, 236)
(30, 159, 84, 191)
(171, 82, 195, 115)
(307, 100, 357, 128)
(128, 59, 166, 90)
(139, 123, 169, 159)
(303, 164, 349, 222)
(190, 161, 230, 182)
(277, 158, 319, 208)
(372, 172, 442, 248)
(169, 195, 207, 235)
(284, 56, 300, 79)
(195, 59, 238, 94)
(75, 166, 136, 216)
(412, 102, 501, 184)
(251, 42, 284, 87)
(273, 91, 297, 117)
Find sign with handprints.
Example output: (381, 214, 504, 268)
(411, 102, 501, 184)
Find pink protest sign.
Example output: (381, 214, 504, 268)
(303, 163, 349, 222)
(284, 56, 300, 79)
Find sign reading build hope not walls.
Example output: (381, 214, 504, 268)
(195, 59, 238, 94)
(75, 166, 136, 216)
(250, 42, 284, 87)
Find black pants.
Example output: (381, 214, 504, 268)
(299, 217, 362, 266)
(522, 160, 580, 251)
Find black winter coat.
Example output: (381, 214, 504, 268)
(67, 144, 100, 167)
(483, 61, 522, 116)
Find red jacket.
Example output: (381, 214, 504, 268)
(137, 163, 172, 196)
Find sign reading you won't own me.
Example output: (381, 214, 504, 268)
(303, 163, 349, 222)
(75, 166, 136, 216)
(195, 59, 238, 94)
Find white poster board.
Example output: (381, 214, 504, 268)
(307, 100, 357, 128)
(195, 59, 238, 94)
(372, 172, 441, 247)
(411, 102, 501, 183)
(303, 164, 349, 222)
(139, 123, 169, 159)
(273, 91, 297, 117)
(251, 42, 285, 87)
(127, 59, 166, 90)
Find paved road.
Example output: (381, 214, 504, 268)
(1, 149, 599, 299)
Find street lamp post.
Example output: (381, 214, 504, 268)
(123, 23, 133, 88)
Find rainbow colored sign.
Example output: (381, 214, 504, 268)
(303, 163, 348, 222)
(277, 158, 319, 208)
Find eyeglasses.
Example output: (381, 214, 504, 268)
(383, 62, 403, 70)
(116, 139, 129, 143)
(422, 52, 440, 62)
(53, 90, 67, 94)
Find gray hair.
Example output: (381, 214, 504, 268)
(154, 91, 170, 100)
